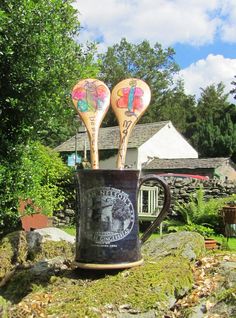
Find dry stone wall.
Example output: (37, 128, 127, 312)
(53, 208, 75, 227)
(168, 178, 236, 204)
(53, 179, 236, 226)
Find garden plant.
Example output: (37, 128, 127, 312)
(167, 187, 236, 238)
(0, 142, 72, 237)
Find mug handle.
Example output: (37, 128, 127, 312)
(138, 174, 171, 244)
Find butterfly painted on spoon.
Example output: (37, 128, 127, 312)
(71, 79, 110, 169)
(111, 78, 151, 169)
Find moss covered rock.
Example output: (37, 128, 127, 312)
(8, 254, 193, 317)
(142, 231, 205, 261)
(0, 231, 28, 281)
(0, 295, 10, 318)
(1, 231, 205, 317)
(0, 229, 74, 287)
(26, 227, 75, 261)
(28, 239, 75, 262)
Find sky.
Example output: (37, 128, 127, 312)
(74, 0, 236, 102)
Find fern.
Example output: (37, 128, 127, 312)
(173, 189, 236, 233)
(175, 201, 192, 224)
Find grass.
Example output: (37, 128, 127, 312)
(212, 235, 236, 251)
(148, 232, 236, 251)
(61, 226, 236, 251)
(61, 226, 76, 236)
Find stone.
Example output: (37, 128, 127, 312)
(0, 231, 28, 282)
(27, 227, 75, 245)
(0, 231, 205, 317)
(0, 228, 75, 286)
(5, 230, 236, 318)
(117, 310, 156, 318)
(142, 231, 205, 261)
(181, 255, 236, 318)
(65, 209, 75, 216)
(0, 295, 10, 317)
(65, 217, 71, 223)
(26, 227, 75, 262)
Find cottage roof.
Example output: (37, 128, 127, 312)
(144, 157, 232, 170)
(55, 121, 169, 152)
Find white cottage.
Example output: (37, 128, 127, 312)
(55, 121, 198, 169)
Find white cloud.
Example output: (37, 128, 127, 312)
(178, 54, 236, 101)
(74, 0, 236, 48)
(73, 1, 236, 103)
(220, 0, 236, 42)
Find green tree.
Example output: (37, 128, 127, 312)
(230, 75, 236, 100)
(158, 80, 196, 133)
(187, 83, 236, 161)
(0, 0, 99, 235)
(0, 0, 99, 155)
(98, 38, 179, 126)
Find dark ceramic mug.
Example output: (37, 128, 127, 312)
(74, 169, 171, 270)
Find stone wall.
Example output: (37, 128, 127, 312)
(53, 207, 76, 227)
(53, 194, 77, 227)
(53, 179, 236, 226)
(168, 178, 236, 204)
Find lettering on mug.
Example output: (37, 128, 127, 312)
(84, 187, 135, 244)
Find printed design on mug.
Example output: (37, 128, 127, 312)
(85, 187, 135, 244)
(116, 79, 144, 117)
(71, 80, 109, 113)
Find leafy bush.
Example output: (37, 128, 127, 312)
(0, 162, 21, 235)
(169, 187, 236, 236)
(18, 141, 70, 216)
(168, 223, 215, 237)
(0, 142, 71, 237)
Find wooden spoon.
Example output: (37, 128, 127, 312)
(111, 78, 151, 169)
(71, 79, 110, 169)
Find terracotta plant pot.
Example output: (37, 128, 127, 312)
(204, 238, 218, 250)
(20, 213, 52, 231)
(18, 198, 53, 231)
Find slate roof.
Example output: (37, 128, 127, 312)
(144, 157, 232, 170)
(55, 121, 169, 153)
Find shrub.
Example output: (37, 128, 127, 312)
(170, 187, 236, 235)
(168, 223, 215, 237)
(18, 141, 70, 216)
(0, 142, 71, 237)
